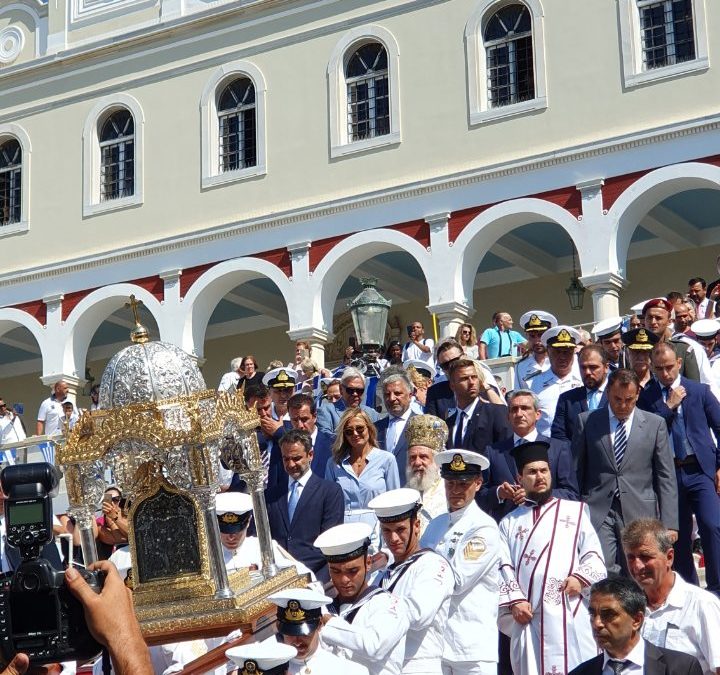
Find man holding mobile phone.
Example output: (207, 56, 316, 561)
(402, 321, 435, 369)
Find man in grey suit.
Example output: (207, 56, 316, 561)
(573, 368, 678, 573)
(375, 367, 418, 485)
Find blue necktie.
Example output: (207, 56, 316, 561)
(614, 420, 627, 467)
(454, 412, 465, 447)
(664, 387, 689, 460)
(288, 480, 300, 522)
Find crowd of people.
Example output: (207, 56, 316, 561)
(5, 277, 720, 675)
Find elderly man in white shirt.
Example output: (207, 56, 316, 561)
(622, 518, 720, 675)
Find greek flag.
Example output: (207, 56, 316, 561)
(39, 441, 55, 465)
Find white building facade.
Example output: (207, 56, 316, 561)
(1, 0, 720, 412)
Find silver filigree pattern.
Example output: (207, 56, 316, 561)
(99, 341, 206, 409)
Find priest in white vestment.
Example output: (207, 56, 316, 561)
(497, 440, 606, 675)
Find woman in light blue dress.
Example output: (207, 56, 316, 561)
(325, 408, 400, 549)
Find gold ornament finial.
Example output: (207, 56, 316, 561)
(125, 294, 150, 344)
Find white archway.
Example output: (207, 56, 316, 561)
(62, 284, 166, 375)
(0, 307, 48, 375)
(312, 229, 432, 332)
(454, 197, 584, 306)
(181, 257, 293, 359)
(609, 162, 720, 275)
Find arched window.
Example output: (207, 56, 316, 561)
(0, 138, 21, 227)
(345, 42, 389, 142)
(99, 109, 134, 202)
(637, 0, 694, 70)
(217, 77, 257, 173)
(484, 4, 534, 108)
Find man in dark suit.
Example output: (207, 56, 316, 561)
(375, 368, 418, 485)
(276, 393, 336, 477)
(424, 339, 464, 420)
(552, 344, 609, 443)
(573, 368, 678, 574)
(479, 388, 578, 521)
(637, 342, 720, 595)
(445, 358, 511, 453)
(571, 576, 702, 675)
(264, 429, 344, 583)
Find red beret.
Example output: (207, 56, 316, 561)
(642, 298, 673, 314)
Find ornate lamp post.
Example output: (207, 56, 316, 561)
(566, 251, 586, 311)
(347, 278, 392, 376)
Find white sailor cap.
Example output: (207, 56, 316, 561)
(215, 492, 253, 533)
(519, 310, 558, 333)
(435, 449, 489, 479)
(226, 640, 297, 675)
(368, 488, 422, 522)
(691, 319, 720, 338)
(268, 588, 332, 636)
(541, 325, 581, 348)
(592, 316, 624, 339)
(314, 523, 372, 562)
(403, 358, 436, 379)
(262, 367, 297, 388)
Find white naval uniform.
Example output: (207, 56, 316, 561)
(289, 646, 369, 675)
(673, 334, 720, 402)
(514, 355, 550, 390)
(378, 549, 454, 674)
(497, 498, 606, 675)
(528, 367, 583, 437)
(420, 501, 501, 675)
(321, 586, 409, 675)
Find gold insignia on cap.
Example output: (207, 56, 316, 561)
(277, 370, 289, 382)
(557, 329, 572, 343)
(450, 453, 467, 472)
(284, 599, 306, 622)
(242, 662, 261, 675)
(528, 315, 542, 327)
(463, 537, 487, 561)
(637, 329, 649, 343)
(220, 512, 240, 524)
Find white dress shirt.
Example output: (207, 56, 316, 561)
(385, 408, 412, 452)
(602, 636, 645, 675)
(452, 398, 480, 446)
(288, 467, 313, 505)
(642, 572, 720, 674)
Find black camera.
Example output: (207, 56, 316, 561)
(0, 463, 104, 666)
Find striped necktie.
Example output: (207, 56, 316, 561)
(614, 419, 627, 467)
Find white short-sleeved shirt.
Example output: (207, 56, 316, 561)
(37, 397, 65, 435)
(642, 572, 720, 674)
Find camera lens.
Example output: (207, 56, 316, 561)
(21, 573, 39, 592)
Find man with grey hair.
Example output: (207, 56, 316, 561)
(375, 367, 418, 484)
(622, 518, 720, 674)
(217, 357, 244, 392)
(479, 388, 578, 522)
(316, 366, 379, 434)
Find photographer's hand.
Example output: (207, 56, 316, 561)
(65, 562, 153, 675)
(0, 653, 28, 674)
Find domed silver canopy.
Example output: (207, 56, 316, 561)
(98, 341, 206, 408)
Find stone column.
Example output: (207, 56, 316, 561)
(580, 272, 627, 322)
(426, 301, 474, 341)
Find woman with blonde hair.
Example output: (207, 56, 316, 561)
(455, 323, 479, 359)
(325, 408, 399, 545)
